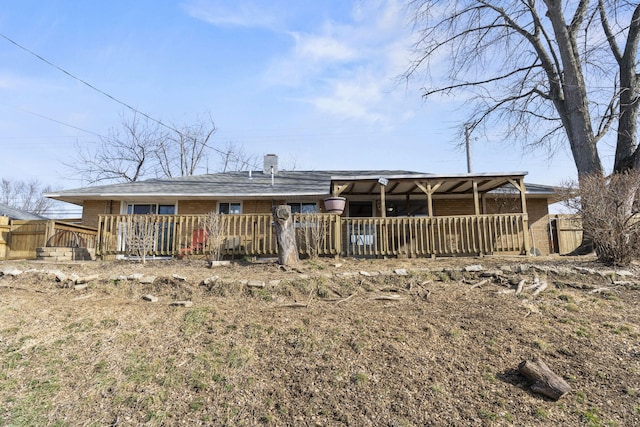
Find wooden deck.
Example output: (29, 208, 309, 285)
(95, 213, 528, 258)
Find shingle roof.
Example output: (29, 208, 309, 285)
(0, 203, 48, 220)
(45, 169, 556, 206)
(45, 170, 422, 204)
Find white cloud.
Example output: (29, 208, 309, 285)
(293, 33, 357, 63)
(264, 0, 421, 125)
(181, 0, 279, 30)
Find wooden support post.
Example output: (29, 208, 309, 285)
(272, 205, 299, 266)
(472, 180, 484, 255)
(509, 178, 530, 254)
(472, 180, 480, 215)
(379, 182, 387, 218)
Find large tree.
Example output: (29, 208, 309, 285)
(406, 0, 640, 178)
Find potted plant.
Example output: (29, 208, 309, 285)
(324, 196, 346, 214)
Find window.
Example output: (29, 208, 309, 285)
(348, 201, 373, 217)
(288, 202, 318, 214)
(386, 200, 427, 217)
(126, 204, 175, 215)
(218, 202, 241, 214)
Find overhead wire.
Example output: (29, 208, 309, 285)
(1, 32, 262, 170)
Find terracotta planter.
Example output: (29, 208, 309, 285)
(324, 197, 346, 214)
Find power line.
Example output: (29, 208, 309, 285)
(1, 32, 261, 170)
(0, 32, 182, 136)
(20, 109, 106, 138)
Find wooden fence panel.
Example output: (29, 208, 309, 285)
(0, 216, 9, 259)
(551, 214, 583, 255)
(6, 220, 48, 259)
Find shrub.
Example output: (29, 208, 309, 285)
(563, 171, 640, 266)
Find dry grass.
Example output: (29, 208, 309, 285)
(1, 256, 639, 426)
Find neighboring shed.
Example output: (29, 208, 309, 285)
(0, 203, 48, 220)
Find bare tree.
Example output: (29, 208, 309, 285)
(66, 113, 164, 184)
(66, 112, 223, 184)
(0, 178, 55, 214)
(405, 1, 640, 177)
(218, 141, 260, 172)
(156, 114, 217, 178)
(124, 215, 159, 264)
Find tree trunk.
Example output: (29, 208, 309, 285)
(272, 205, 299, 266)
(518, 357, 571, 400)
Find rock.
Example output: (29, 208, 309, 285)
(128, 273, 144, 280)
(73, 284, 88, 290)
(247, 280, 266, 288)
(336, 272, 358, 277)
(47, 270, 67, 282)
(68, 273, 80, 283)
(332, 263, 343, 268)
(2, 269, 23, 276)
(514, 264, 530, 273)
(616, 270, 634, 277)
(464, 264, 483, 272)
(531, 265, 549, 273)
(394, 269, 409, 276)
(202, 276, 219, 286)
(574, 266, 596, 275)
(172, 274, 187, 281)
(169, 301, 193, 307)
(139, 276, 156, 284)
(76, 274, 100, 284)
(360, 271, 373, 277)
(499, 265, 513, 273)
(143, 294, 158, 302)
(480, 270, 503, 278)
(209, 260, 231, 268)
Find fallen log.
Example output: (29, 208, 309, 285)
(518, 357, 571, 400)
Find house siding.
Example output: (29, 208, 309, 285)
(82, 200, 121, 229)
(178, 200, 217, 215)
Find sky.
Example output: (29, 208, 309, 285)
(0, 0, 583, 215)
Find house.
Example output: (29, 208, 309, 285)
(45, 155, 559, 258)
(0, 203, 48, 220)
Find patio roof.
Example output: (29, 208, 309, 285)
(330, 172, 529, 197)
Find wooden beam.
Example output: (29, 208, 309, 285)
(518, 178, 528, 214)
(414, 181, 443, 217)
(331, 183, 351, 196)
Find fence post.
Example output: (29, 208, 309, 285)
(522, 213, 530, 255)
(0, 216, 9, 260)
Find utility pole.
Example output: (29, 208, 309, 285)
(465, 124, 472, 173)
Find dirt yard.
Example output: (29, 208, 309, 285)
(1, 255, 639, 426)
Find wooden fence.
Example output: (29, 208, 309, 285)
(549, 214, 583, 255)
(96, 212, 527, 259)
(0, 218, 98, 260)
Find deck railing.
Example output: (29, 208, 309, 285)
(96, 213, 526, 258)
(344, 213, 526, 257)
